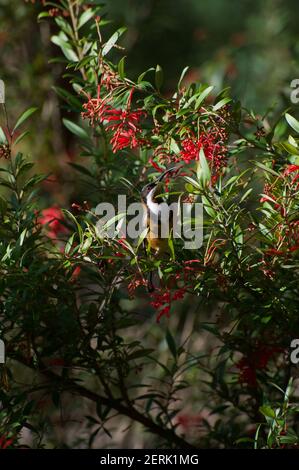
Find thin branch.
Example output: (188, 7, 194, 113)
(12, 356, 196, 449)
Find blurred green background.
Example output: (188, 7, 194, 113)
(0, 0, 298, 201)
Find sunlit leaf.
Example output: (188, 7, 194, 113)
(13, 107, 38, 133)
(63, 118, 89, 140)
(102, 27, 127, 56)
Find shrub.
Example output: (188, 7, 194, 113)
(0, 0, 299, 448)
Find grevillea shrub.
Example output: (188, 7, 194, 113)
(0, 0, 299, 449)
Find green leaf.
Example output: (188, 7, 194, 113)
(37, 11, 50, 21)
(234, 224, 243, 246)
(254, 423, 262, 449)
(13, 131, 30, 146)
(65, 233, 76, 255)
(18, 228, 27, 247)
(178, 66, 189, 90)
(195, 85, 214, 109)
(240, 188, 253, 203)
(52, 86, 82, 110)
(0, 195, 7, 216)
(128, 349, 154, 360)
(13, 107, 38, 133)
(137, 67, 155, 84)
(63, 118, 89, 140)
(136, 227, 149, 250)
(155, 64, 164, 91)
(198, 148, 211, 185)
(23, 174, 47, 192)
(235, 437, 254, 444)
(55, 16, 73, 36)
(118, 56, 126, 79)
(286, 113, 299, 134)
(63, 209, 83, 243)
(167, 236, 175, 260)
(213, 97, 231, 111)
(73, 55, 97, 72)
(288, 135, 298, 147)
(102, 27, 127, 57)
(253, 161, 280, 177)
(51, 35, 78, 62)
(280, 434, 299, 444)
(102, 212, 126, 231)
(0, 127, 7, 144)
(166, 329, 177, 359)
(183, 175, 200, 190)
(68, 162, 93, 177)
(170, 138, 180, 154)
(80, 236, 93, 254)
(78, 9, 94, 29)
(259, 405, 276, 419)
(202, 195, 216, 217)
(277, 141, 299, 155)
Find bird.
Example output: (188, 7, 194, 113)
(141, 167, 180, 256)
(141, 167, 181, 292)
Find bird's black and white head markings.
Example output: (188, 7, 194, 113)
(141, 182, 157, 202)
(141, 166, 180, 203)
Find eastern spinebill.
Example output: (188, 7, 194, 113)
(141, 166, 181, 257)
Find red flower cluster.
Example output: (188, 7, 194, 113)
(283, 164, 299, 188)
(39, 207, 68, 239)
(81, 85, 112, 125)
(236, 345, 282, 387)
(150, 287, 186, 322)
(0, 435, 14, 449)
(82, 86, 146, 153)
(106, 107, 146, 153)
(127, 275, 148, 298)
(178, 128, 228, 176)
(176, 413, 203, 432)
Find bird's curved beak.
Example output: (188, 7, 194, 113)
(141, 165, 182, 195)
(156, 165, 182, 183)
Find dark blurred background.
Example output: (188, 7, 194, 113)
(0, 0, 299, 202)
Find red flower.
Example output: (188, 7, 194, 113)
(82, 86, 146, 153)
(260, 180, 299, 255)
(283, 164, 299, 175)
(106, 108, 146, 153)
(236, 345, 282, 387)
(70, 266, 81, 282)
(127, 275, 147, 297)
(264, 248, 284, 256)
(178, 129, 228, 179)
(0, 435, 14, 449)
(39, 207, 68, 239)
(176, 413, 203, 432)
(236, 358, 258, 387)
(260, 194, 276, 204)
(150, 287, 186, 322)
(283, 164, 299, 189)
(179, 138, 200, 164)
(81, 85, 113, 125)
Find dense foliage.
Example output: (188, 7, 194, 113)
(0, 0, 299, 449)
